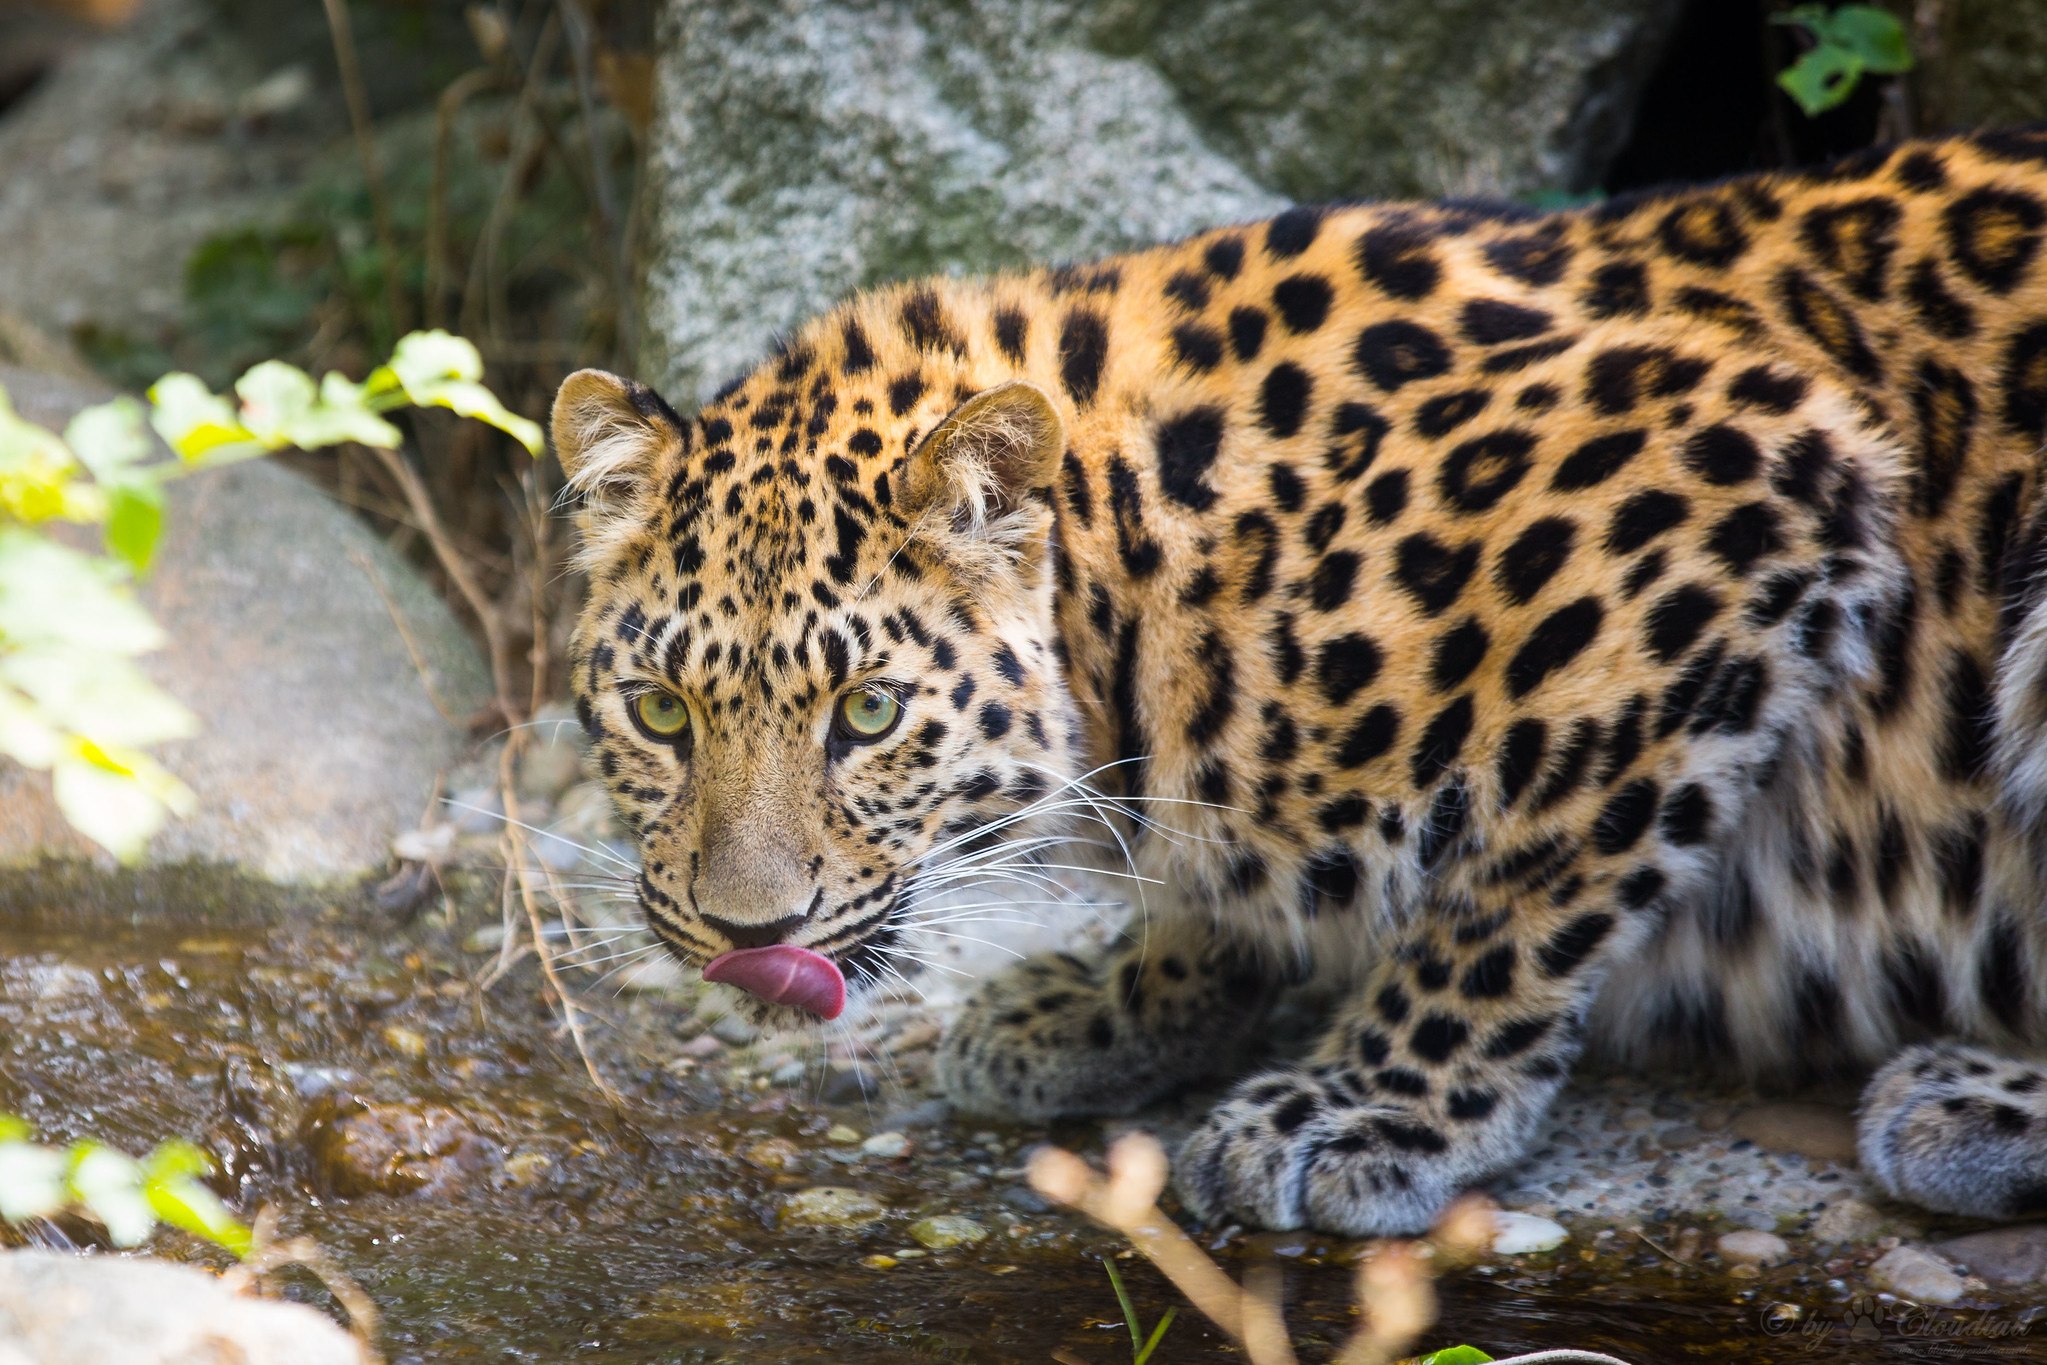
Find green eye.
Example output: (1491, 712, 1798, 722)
(837, 686, 902, 741)
(634, 690, 691, 739)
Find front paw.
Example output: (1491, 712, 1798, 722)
(937, 953, 1147, 1120)
(1173, 1070, 1456, 1236)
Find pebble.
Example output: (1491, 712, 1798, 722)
(447, 785, 506, 834)
(908, 1215, 988, 1249)
(516, 710, 586, 801)
(780, 1187, 887, 1228)
(860, 1131, 912, 1159)
(826, 1124, 862, 1143)
(710, 1013, 760, 1047)
(771, 1061, 807, 1085)
(502, 1151, 551, 1186)
(1869, 1245, 1965, 1304)
(1934, 1224, 2047, 1289)
(1811, 1197, 1886, 1245)
(861, 1254, 897, 1270)
(742, 1138, 800, 1170)
(381, 1024, 428, 1059)
(1730, 1102, 1859, 1164)
(1716, 1230, 1790, 1267)
(304, 1101, 494, 1197)
(1491, 1212, 1568, 1254)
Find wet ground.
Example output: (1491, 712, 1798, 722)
(3, 869, 2045, 1364)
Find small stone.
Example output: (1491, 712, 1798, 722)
(710, 1012, 759, 1046)
(380, 1024, 427, 1059)
(502, 1151, 552, 1186)
(448, 785, 506, 834)
(908, 1215, 989, 1249)
(1870, 1245, 1965, 1304)
(1731, 1102, 1859, 1164)
(391, 823, 457, 865)
(1935, 1224, 2047, 1289)
(826, 1124, 862, 1143)
(771, 1061, 807, 1085)
(861, 1254, 898, 1269)
(1812, 1198, 1886, 1245)
(1716, 1230, 1790, 1267)
(781, 1186, 887, 1228)
(895, 1248, 929, 1259)
(742, 1138, 800, 1170)
(860, 1131, 912, 1159)
(1696, 1105, 1734, 1131)
(1491, 1212, 1568, 1255)
(304, 1100, 495, 1197)
(516, 706, 588, 801)
(1658, 1124, 1705, 1150)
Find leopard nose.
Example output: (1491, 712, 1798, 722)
(698, 909, 809, 950)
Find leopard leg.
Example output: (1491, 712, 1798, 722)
(1172, 876, 1605, 1236)
(1858, 1040, 2047, 1218)
(936, 916, 1281, 1120)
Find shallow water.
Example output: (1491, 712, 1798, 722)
(2, 879, 2043, 1363)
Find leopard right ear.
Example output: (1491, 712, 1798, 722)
(550, 369, 683, 503)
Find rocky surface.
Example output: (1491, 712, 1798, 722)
(639, 0, 1684, 402)
(0, 1250, 365, 1364)
(0, 366, 490, 882)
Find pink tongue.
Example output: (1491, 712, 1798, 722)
(702, 944, 846, 1020)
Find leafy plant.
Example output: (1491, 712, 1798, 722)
(0, 1115, 250, 1256)
(0, 330, 540, 859)
(1410, 1349, 1493, 1365)
(1104, 1257, 1177, 1365)
(1772, 4, 1913, 117)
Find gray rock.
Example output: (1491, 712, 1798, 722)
(1936, 1224, 2047, 1290)
(1095, 0, 1681, 202)
(1716, 1229, 1791, 1267)
(0, 1250, 364, 1364)
(1869, 1245, 1966, 1305)
(0, 367, 491, 883)
(641, 0, 1680, 402)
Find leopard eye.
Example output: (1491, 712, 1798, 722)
(836, 686, 902, 742)
(633, 690, 691, 740)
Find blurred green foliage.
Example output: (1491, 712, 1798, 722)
(1773, 4, 1914, 117)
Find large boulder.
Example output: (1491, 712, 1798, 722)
(0, 367, 491, 883)
(0, 1250, 367, 1365)
(640, 0, 1682, 401)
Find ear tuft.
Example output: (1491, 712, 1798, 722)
(550, 369, 677, 501)
(904, 381, 1064, 540)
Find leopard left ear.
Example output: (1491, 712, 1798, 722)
(902, 381, 1065, 540)
(550, 368, 683, 503)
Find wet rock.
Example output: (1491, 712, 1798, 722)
(908, 1215, 988, 1250)
(742, 1137, 801, 1170)
(781, 1186, 887, 1228)
(1811, 1197, 1887, 1245)
(1731, 1102, 1859, 1165)
(1935, 1225, 2047, 1290)
(0, 1249, 365, 1364)
(709, 1012, 760, 1047)
(642, 1, 1682, 402)
(1869, 1245, 1966, 1304)
(1716, 1230, 1790, 1268)
(0, 368, 491, 884)
(860, 1131, 912, 1160)
(1491, 1212, 1568, 1255)
(303, 1099, 496, 1197)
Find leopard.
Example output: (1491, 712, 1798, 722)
(551, 126, 2047, 1237)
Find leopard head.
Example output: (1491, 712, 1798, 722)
(552, 341, 1081, 1027)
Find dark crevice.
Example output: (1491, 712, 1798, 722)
(1605, 0, 1888, 195)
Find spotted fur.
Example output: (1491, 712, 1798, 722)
(558, 128, 2047, 1235)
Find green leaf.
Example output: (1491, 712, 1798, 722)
(148, 374, 258, 461)
(1416, 1348, 1495, 1365)
(1822, 5, 1913, 73)
(51, 749, 184, 863)
(0, 1139, 65, 1222)
(143, 1144, 250, 1257)
(0, 528, 164, 653)
(63, 398, 153, 481)
(66, 1141, 154, 1246)
(1778, 43, 1866, 116)
(384, 330, 544, 454)
(1133, 1307, 1176, 1365)
(104, 481, 164, 574)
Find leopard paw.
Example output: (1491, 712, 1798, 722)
(1172, 1069, 1459, 1236)
(1859, 1041, 2047, 1218)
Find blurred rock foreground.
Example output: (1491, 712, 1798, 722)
(0, 1250, 368, 1364)
(641, 0, 1686, 400)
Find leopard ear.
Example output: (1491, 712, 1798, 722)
(550, 368, 681, 502)
(902, 381, 1064, 542)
